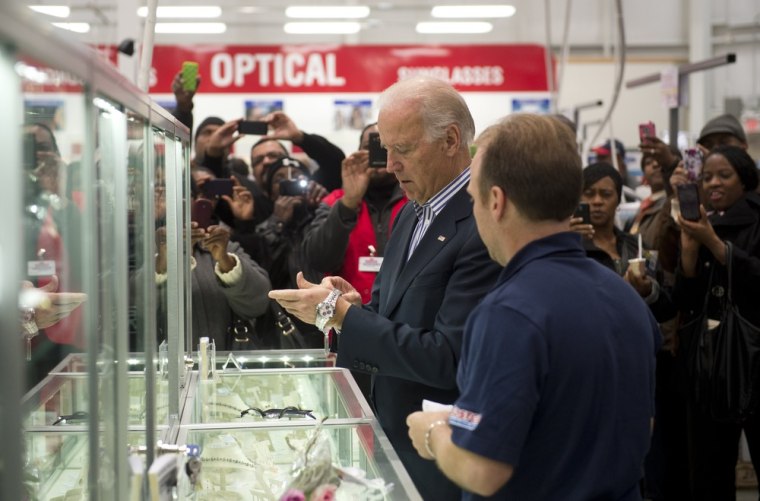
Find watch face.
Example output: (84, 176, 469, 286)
(317, 303, 334, 318)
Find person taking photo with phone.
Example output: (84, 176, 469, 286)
(670, 145, 760, 500)
(253, 157, 328, 349)
(154, 171, 271, 351)
(302, 123, 407, 304)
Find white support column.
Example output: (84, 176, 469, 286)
(689, 0, 712, 138)
(116, 0, 140, 85)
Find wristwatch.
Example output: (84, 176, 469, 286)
(20, 307, 38, 337)
(315, 289, 343, 334)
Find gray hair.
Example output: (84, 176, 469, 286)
(377, 76, 475, 147)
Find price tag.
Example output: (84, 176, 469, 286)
(28, 260, 56, 277)
(358, 256, 383, 272)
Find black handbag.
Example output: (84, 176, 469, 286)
(226, 300, 310, 351)
(678, 241, 760, 422)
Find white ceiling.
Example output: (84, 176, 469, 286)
(24, 0, 689, 54)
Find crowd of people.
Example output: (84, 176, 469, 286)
(21, 67, 760, 500)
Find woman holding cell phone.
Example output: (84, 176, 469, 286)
(670, 145, 760, 499)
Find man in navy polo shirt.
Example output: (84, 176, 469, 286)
(407, 114, 661, 500)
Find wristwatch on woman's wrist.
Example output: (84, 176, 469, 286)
(315, 289, 342, 333)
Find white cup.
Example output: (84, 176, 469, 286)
(628, 258, 646, 277)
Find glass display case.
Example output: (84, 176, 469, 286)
(178, 422, 418, 501)
(1, 5, 420, 500)
(24, 430, 150, 501)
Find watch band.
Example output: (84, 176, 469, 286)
(315, 289, 342, 333)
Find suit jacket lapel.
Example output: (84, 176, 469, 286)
(378, 204, 417, 314)
(381, 185, 472, 316)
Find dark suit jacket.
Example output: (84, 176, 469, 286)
(337, 182, 502, 499)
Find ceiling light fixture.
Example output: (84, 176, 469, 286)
(431, 5, 516, 18)
(285, 6, 370, 19)
(137, 6, 222, 18)
(416, 22, 493, 34)
(29, 5, 70, 18)
(52, 22, 90, 33)
(155, 22, 227, 34)
(284, 22, 361, 35)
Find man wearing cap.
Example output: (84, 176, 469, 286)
(697, 113, 749, 152)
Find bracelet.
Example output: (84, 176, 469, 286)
(424, 420, 448, 459)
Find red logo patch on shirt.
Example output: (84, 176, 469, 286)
(449, 405, 482, 431)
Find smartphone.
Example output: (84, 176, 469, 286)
(683, 148, 703, 183)
(368, 132, 387, 167)
(279, 178, 308, 197)
(238, 120, 269, 135)
(201, 179, 234, 198)
(23, 132, 37, 170)
(573, 202, 591, 224)
(677, 183, 701, 221)
(181, 61, 199, 92)
(638, 121, 656, 143)
(191, 198, 214, 230)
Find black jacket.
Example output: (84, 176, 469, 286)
(674, 192, 760, 326)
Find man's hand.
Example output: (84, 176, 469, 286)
(320, 276, 362, 306)
(273, 195, 302, 224)
(20, 276, 87, 329)
(639, 136, 678, 173)
(221, 178, 254, 221)
(305, 180, 328, 208)
(269, 272, 332, 325)
(340, 151, 371, 210)
(264, 111, 304, 144)
(406, 410, 451, 460)
(205, 119, 244, 158)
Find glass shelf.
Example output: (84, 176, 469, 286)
(187, 368, 371, 425)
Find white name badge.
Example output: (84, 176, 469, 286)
(28, 260, 56, 277)
(358, 256, 383, 273)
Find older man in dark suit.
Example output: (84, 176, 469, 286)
(270, 76, 500, 500)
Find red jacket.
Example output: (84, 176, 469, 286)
(322, 190, 407, 302)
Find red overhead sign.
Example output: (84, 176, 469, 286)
(148, 44, 551, 93)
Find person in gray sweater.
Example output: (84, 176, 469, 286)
(155, 194, 271, 350)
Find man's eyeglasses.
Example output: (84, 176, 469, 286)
(251, 151, 286, 166)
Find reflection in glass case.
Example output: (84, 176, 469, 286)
(23, 372, 173, 428)
(23, 430, 147, 501)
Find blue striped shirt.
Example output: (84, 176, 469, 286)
(407, 167, 471, 260)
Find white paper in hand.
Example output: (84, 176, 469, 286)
(422, 399, 453, 412)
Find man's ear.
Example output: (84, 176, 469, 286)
(443, 124, 461, 156)
(490, 186, 507, 221)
